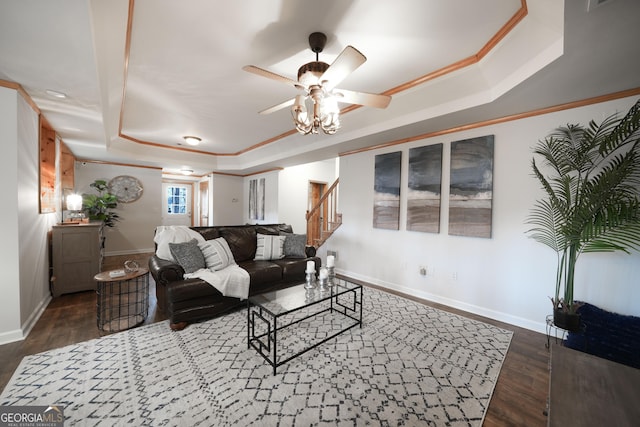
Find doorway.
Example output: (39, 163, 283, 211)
(307, 181, 327, 246)
(162, 182, 193, 226)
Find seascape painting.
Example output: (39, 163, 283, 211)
(407, 144, 442, 233)
(449, 135, 494, 238)
(373, 151, 402, 230)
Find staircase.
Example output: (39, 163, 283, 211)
(306, 178, 342, 248)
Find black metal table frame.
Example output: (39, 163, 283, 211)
(95, 269, 149, 333)
(247, 283, 363, 375)
(545, 314, 587, 350)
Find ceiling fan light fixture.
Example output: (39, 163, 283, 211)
(183, 136, 201, 146)
(245, 31, 388, 136)
(291, 93, 339, 135)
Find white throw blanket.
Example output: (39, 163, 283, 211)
(154, 226, 205, 261)
(184, 264, 250, 299)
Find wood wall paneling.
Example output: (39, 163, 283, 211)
(39, 119, 56, 213)
(60, 141, 75, 192)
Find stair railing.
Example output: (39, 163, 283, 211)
(306, 178, 341, 248)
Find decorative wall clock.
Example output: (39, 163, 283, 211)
(109, 175, 143, 203)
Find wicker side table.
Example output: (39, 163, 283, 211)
(94, 267, 149, 333)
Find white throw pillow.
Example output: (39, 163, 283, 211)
(154, 226, 205, 261)
(254, 234, 286, 260)
(198, 238, 235, 271)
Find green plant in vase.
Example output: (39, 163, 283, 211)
(526, 99, 640, 330)
(83, 179, 120, 227)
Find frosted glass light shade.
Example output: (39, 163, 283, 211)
(66, 194, 83, 211)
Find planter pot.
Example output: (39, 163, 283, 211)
(554, 308, 581, 332)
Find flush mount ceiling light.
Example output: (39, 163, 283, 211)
(243, 32, 391, 135)
(45, 89, 67, 99)
(180, 168, 194, 176)
(183, 136, 201, 146)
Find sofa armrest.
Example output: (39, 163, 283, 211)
(149, 255, 185, 284)
(305, 245, 316, 258)
(149, 255, 185, 312)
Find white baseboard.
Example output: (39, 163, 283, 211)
(0, 329, 24, 346)
(104, 248, 155, 257)
(0, 293, 52, 345)
(338, 269, 547, 334)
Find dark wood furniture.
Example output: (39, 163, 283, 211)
(548, 344, 640, 426)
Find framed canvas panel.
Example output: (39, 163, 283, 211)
(449, 135, 494, 238)
(407, 144, 443, 233)
(249, 178, 265, 221)
(373, 151, 402, 230)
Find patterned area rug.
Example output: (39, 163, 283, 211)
(1, 288, 512, 426)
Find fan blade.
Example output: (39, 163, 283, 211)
(242, 65, 304, 90)
(333, 89, 391, 109)
(258, 97, 297, 115)
(320, 46, 366, 90)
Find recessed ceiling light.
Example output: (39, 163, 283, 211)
(183, 136, 201, 146)
(46, 89, 67, 99)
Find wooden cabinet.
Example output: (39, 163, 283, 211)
(51, 223, 104, 297)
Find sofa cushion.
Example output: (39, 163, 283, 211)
(169, 239, 205, 273)
(238, 260, 282, 287)
(197, 228, 222, 241)
(255, 224, 294, 235)
(280, 232, 307, 258)
(219, 227, 257, 262)
(254, 234, 286, 260)
(198, 238, 235, 271)
(272, 258, 318, 282)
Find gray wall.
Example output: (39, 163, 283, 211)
(74, 163, 163, 255)
(320, 95, 640, 334)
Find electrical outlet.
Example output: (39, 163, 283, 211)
(452, 272, 458, 280)
(327, 250, 338, 260)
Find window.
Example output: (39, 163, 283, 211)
(167, 186, 187, 214)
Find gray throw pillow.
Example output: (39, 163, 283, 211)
(169, 239, 206, 273)
(281, 232, 307, 258)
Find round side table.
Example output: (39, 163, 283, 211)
(94, 267, 149, 333)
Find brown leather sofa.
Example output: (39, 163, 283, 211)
(149, 224, 320, 330)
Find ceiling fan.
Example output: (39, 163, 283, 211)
(243, 32, 392, 135)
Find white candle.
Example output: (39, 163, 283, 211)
(306, 260, 315, 272)
(327, 255, 335, 267)
(319, 267, 328, 279)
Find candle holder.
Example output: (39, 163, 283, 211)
(304, 287, 315, 302)
(304, 271, 315, 289)
(327, 266, 335, 287)
(318, 277, 329, 292)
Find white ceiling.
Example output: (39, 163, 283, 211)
(1, 0, 639, 176)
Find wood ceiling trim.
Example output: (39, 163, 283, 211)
(118, 0, 529, 157)
(339, 87, 640, 157)
(0, 79, 41, 114)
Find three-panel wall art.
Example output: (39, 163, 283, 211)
(373, 135, 494, 238)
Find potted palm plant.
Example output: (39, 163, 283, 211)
(527, 99, 640, 331)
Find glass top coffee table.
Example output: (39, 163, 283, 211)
(247, 277, 363, 375)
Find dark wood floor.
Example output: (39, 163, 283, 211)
(0, 279, 550, 426)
